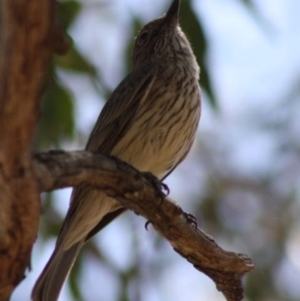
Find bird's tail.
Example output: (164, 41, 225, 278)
(31, 240, 83, 301)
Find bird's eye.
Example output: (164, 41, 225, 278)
(138, 31, 149, 45)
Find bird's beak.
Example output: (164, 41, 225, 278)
(164, 0, 180, 26)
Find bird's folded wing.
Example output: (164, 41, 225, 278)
(86, 63, 159, 154)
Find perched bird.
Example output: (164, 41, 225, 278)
(32, 0, 201, 300)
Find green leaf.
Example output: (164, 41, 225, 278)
(124, 17, 144, 74)
(35, 77, 75, 149)
(180, 0, 217, 108)
(54, 46, 97, 76)
(57, 0, 82, 30)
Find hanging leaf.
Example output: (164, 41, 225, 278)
(54, 46, 97, 76)
(57, 0, 82, 30)
(180, 0, 217, 108)
(123, 17, 144, 75)
(35, 77, 75, 149)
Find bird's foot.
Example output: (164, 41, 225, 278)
(144, 220, 152, 231)
(142, 172, 169, 202)
(182, 211, 198, 229)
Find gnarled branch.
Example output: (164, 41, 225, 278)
(33, 150, 255, 301)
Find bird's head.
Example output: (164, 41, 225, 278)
(132, 0, 198, 75)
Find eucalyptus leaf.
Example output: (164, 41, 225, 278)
(55, 46, 97, 76)
(180, 0, 217, 108)
(58, 0, 82, 30)
(36, 78, 75, 149)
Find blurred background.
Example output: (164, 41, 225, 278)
(11, 0, 300, 300)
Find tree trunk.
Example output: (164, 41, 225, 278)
(0, 1, 54, 300)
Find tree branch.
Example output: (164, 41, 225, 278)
(33, 150, 255, 301)
(0, 0, 54, 300)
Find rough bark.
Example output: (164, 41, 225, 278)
(33, 150, 255, 301)
(0, 1, 53, 300)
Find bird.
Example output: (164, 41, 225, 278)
(32, 0, 201, 300)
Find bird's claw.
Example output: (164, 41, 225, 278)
(160, 182, 170, 195)
(145, 220, 152, 231)
(183, 212, 198, 229)
(142, 172, 169, 203)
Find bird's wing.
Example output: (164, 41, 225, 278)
(86, 63, 158, 154)
(77, 63, 166, 240)
(68, 62, 160, 212)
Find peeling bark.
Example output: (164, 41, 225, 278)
(0, 1, 53, 300)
